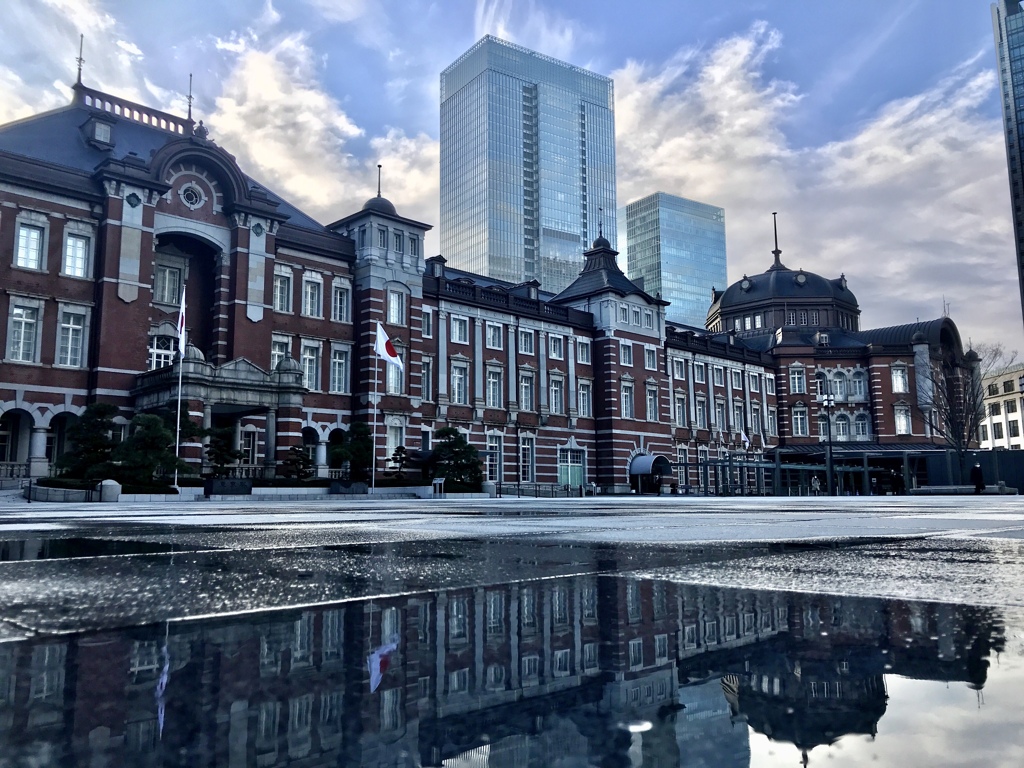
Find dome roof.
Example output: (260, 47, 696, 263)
(276, 356, 301, 373)
(362, 194, 397, 216)
(591, 234, 611, 250)
(714, 265, 858, 316)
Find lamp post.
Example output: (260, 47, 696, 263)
(822, 388, 836, 496)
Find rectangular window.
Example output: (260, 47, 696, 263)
(302, 279, 322, 317)
(451, 316, 469, 344)
(449, 668, 469, 693)
(673, 359, 685, 380)
(154, 264, 182, 305)
(377, 228, 387, 249)
(713, 366, 725, 386)
(629, 638, 643, 668)
(273, 271, 292, 312)
(792, 409, 808, 436)
(993, 422, 1005, 440)
(583, 642, 598, 670)
(409, 237, 419, 256)
(684, 625, 697, 648)
(675, 394, 687, 425)
(991, 402, 1002, 416)
(486, 370, 502, 408)
(895, 406, 911, 435)
(393, 232, 403, 253)
(694, 363, 706, 383)
(751, 409, 762, 434)
(387, 290, 405, 325)
(271, 337, 290, 372)
(734, 403, 745, 431)
(58, 310, 86, 367)
(519, 329, 535, 354)
(486, 434, 502, 482)
(486, 591, 505, 636)
(891, 367, 909, 393)
(622, 383, 635, 419)
(63, 234, 89, 277)
(655, 634, 669, 663)
(620, 342, 633, 367)
(768, 407, 778, 435)
(451, 364, 468, 405)
(301, 343, 320, 390)
(645, 346, 657, 370)
(8, 305, 39, 363)
(486, 322, 503, 349)
(520, 373, 535, 411)
(553, 648, 570, 677)
(1007, 399, 1018, 414)
(980, 424, 988, 441)
(577, 339, 591, 364)
(619, 304, 629, 323)
(643, 309, 654, 329)
(421, 359, 433, 402)
(16, 224, 43, 270)
(715, 401, 727, 428)
(631, 306, 642, 325)
(646, 387, 658, 421)
(549, 378, 564, 415)
(386, 361, 403, 394)
(766, 376, 776, 395)
(549, 334, 564, 360)
(790, 367, 806, 394)
(521, 655, 540, 680)
(1005, 379, 1016, 394)
(696, 397, 708, 429)
(578, 381, 592, 418)
(421, 309, 433, 338)
(520, 436, 535, 482)
(329, 348, 349, 394)
(449, 597, 468, 641)
(331, 285, 350, 322)
(786, 311, 796, 326)
(731, 370, 743, 389)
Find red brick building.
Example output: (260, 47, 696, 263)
(0, 85, 974, 493)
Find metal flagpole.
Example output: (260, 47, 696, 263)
(371, 352, 379, 494)
(173, 288, 186, 490)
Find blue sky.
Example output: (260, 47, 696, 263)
(0, 0, 1017, 351)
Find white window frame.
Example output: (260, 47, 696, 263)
(644, 346, 657, 371)
(766, 375, 776, 395)
(302, 275, 323, 318)
(301, 341, 321, 390)
(891, 366, 909, 394)
(790, 366, 806, 394)
(672, 358, 686, 380)
(386, 359, 403, 394)
(485, 322, 503, 350)
(578, 380, 592, 418)
(895, 405, 911, 435)
(519, 372, 535, 411)
(486, 369, 502, 408)
(62, 225, 92, 278)
(330, 282, 351, 323)
(387, 289, 406, 326)
(646, 387, 658, 421)
(329, 345, 350, 394)
(273, 266, 293, 313)
(576, 339, 591, 364)
(55, 303, 90, 368)
(550, 377, 564, 415)
(451, 363, 469, 404)
(792, 408, 809, 437)
(549, 334, 564, 360)
(421, 358, 434, 402)
(749, 373, 760, 392)
(619, 304, 629, 323)
(694, 362, 706, 384)
(271, 335, 291, 372)
(519, 328, 535, 355)
(7, 297, 44, 364)
(153, 264, 182, 305)
(622, 382, 635, 419)
(15, 218, 47, 271)
(643, 309, 654, 329)
(421, 308, 434, 338)
(620, 342, 633, 367)
(713, 366, 725, 387)
(451, 315, 469, 345)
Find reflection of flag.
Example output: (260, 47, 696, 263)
(367, 640, 398, 692)
(373, 322, 403, 371)
(155, 638, 170, 738)
(177, 289, 187, 358)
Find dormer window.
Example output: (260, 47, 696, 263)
(94, 122, 111, 143)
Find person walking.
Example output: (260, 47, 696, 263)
(810, 476, 821, 496)
(970, 462, 985, 495)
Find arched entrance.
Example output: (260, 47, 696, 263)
(0, 409, 31, 478)
(629, 454, 672, 494)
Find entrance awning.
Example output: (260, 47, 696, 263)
(629, 454, 672, 475)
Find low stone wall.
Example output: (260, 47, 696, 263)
(909, 484, 1018, 495)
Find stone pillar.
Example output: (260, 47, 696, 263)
(263, 408, 277, 477)
(315, 440, 328, 478)
(28, 427, 49, 478)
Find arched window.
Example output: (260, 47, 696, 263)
(854, 413, 870, 437)
(815, 372, 829, 397)
(835, 415, 850, 437)
(851, 372, 867, 398)
(833, 372, 847, 399)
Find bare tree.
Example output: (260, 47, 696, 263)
(919, 343, 1016, 483)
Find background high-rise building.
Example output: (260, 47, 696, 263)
(622, 192, 727, 328)
(440, 36, 617, 294)
(992, 0, 1024, 329)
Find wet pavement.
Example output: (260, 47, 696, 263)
(0, 496, 1022, 765)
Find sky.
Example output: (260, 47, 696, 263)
(0, 0, 1018, 351)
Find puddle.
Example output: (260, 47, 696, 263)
(0, 537, 179, 561)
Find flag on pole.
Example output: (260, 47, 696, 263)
(177, 289, 187, 358)
(741, 430, 750, 449)
(374, 321, 403, 370)
(367, 640, 398, 692)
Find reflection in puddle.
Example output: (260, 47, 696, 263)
(0, 575, 1014, 766)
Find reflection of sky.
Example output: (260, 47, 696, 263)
(749, 608, 1024, 767)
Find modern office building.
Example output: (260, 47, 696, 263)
(992, 1, 1024, 330)
(440, 36, 617, 294)
(622, 192, 727, 328)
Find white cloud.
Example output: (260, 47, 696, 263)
(474, 0, 583, 62)
(614, 22, 1017, 351)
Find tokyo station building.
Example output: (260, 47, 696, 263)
(0, 85, 976, 493)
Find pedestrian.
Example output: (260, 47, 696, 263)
(810, 476, 821, 496)
(970, 462, 985, 495)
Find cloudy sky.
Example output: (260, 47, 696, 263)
(0, 0, 1017, 350)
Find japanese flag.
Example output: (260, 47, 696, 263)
(177, 290, 187, 358)
(374, 322, 403, 371)
(368, 640, 398, 692)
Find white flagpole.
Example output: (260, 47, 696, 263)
(174, 288, 186, 490)
(371, 352, 379, 494)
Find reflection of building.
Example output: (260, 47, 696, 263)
(622, 192, 728, 328)
(992, 0, 1024, 331)
(0, 564, 1006, 767)
(440, 36, 618, 294)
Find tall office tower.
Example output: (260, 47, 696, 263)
(623, 192, 727, 328)
(993, 0, 1024, 328)
(440, 36, 617, 294)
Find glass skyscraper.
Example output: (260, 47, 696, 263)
(993, 0, 1024, 329)
(440, 36, 617, 294)
(622, 192, 727, 328)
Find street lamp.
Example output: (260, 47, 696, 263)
(822, 386, 836, 496)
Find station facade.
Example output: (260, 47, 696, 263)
(0, 85, 975, 492)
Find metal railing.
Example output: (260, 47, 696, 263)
(495, 482, 596, 498)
